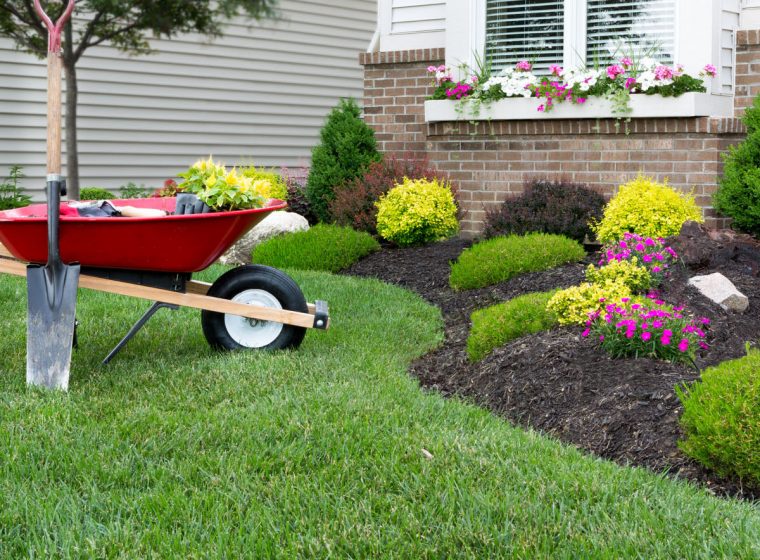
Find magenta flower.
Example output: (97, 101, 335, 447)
(620, 57, 633, 67)
(577, 98, 587, 104)
(703, 64, 717, 77)
(635, 243, 645, 251)
(641, 331, 652, 341)
(652, 266, 661, 273)
(516, 60, 532, 71)
(537, 104, 545, 112)
(582, 328, 590, 338)
(620, 241, 628, 249)
(661, 335, 671, 345)
(654, 65, 674, 80)
(699, 317, 710, 325)
(678, 339, 689, 352)
(624, 77, 637, 90)
(606, 64, 624, 79)
(645, 238, 655, 246)
(549, 64, 563, 76)
(642, 254, 653, 263)
(599, 335, 605, 341)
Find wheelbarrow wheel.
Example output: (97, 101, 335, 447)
(201, 265, 308, 351)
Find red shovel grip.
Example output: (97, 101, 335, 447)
(33, 0, 76, 53)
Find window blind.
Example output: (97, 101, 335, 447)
(485, 0, 565, 73)
(586, 0, 676, 66)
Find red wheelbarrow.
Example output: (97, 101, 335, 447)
(0, 197, 329, 363)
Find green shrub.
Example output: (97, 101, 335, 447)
(0, 165, 32, 210)
(467, 290, 559, 361)
(450, 233, 585, 291)
(119, 181, 152, 199)
(585, 259, 652, 293)
(676, 347, 760, 488)
(306, 98, 381, 222)
(375, 177, 459, 246)
(252, 224, 379, 272)
(714, 95, 760, 236)
(79, 187, 115, 200)
(241, 166, 289, 200)
(592, 176, 703, 242)
(546, 282, 635, 326)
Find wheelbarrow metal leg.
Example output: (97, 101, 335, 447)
(102, 301, 178, 364)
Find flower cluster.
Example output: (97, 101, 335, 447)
(427, 64, 453, 86)
(599, 233, 678, 286)
(177, 157, 265, 211)
(585, 295, 709, 364)
(482, 63, 537, 98)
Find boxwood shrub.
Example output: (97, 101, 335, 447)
(450, 233, 586, 290)
(252, 224, 379, 273)
(676, 348, 760, 489)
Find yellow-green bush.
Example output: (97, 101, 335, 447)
(547, 282, 633, 326)
(241, 166, 289, 201)
(585, 258, 652, 293)
(375, 177, 458, 246)
(592, 176, 703, 242)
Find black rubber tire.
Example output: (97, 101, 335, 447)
(201, 265, 308, 351)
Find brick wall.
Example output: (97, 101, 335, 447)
(735, 30, 760, 116)
(361, 50, 745, 237)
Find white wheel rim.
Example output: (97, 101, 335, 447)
(224, 289, 283, 348)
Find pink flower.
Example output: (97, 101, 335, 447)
(661, 335, 671, 345)
(652, 266, 661, 273)
(641, 331, 652, 341)
(624, 77, 637, 90)
(645, 238, 655, 246)
(549, 64, 563, 76)
(427, 65, 437, 73)
(606, 64, 624, 79)
(635, 243, 645, 251)
(703, 64, 717, 77)
(678, 339, 689, 352)
(699, 342, 709, 350)
(516, 60, 532, 71)
(620, 57, 633, 68)
(537, 104, 545, 112)
(599, 335, 605, 341)
(699, 317, 711, 325)
(642, 254, 653, 263)
(582, 328, 590, 338)
(620, 241, 628, 249)
(654, 65, 674, 80)
(577, 98, 587, 104)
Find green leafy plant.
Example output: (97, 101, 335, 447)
(714, 94, 760, 237)
(79, 187, 115, 200)
(375, 177, 459, 246)
(241, 166, 289, 201)
(467, 290, 559, 362)
(0, 165, 32, 210)
(197, 169, 265, 211)
(591, 176, 703, 243)
(546, 282, 635, 326)
(119, 182, 153, 199)
(252, 224, 379, 272)
(306, 98, 381, 222)
(676, 346, 760, 488)
(585, 259, 652, 294)
(450, 233, 586, 291)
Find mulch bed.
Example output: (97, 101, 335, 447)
(343, 227, 760, 500)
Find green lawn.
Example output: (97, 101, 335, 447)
(0, 267, 758, 559)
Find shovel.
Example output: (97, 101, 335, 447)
(26, 0, 79, 390)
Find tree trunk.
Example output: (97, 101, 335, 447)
(63, 22, 80, 200)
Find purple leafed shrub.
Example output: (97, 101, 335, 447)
(484, 178, 606, 242)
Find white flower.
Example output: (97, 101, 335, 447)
(639, 57, 658, 70)
(637, 70, 656, 91)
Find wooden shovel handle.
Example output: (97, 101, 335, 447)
(46, 52, 63, 175)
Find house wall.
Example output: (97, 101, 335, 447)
(735, 29, 760, 115)
(360, 50, 745, 237)
(0, 0, 375, 196)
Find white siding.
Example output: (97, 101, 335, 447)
(377, 0, 446, 51)
(0, 0, 375, 196)
(722, 1, 741, 94)
(742, 0, 760, 28)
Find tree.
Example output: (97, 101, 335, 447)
(0, 0, 277, 199)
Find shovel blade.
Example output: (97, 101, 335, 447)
(26, 262, 80, 390)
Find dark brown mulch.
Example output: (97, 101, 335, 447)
(343, 233, 760, 500)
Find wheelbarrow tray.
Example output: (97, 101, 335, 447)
(0, 197, 286, 272)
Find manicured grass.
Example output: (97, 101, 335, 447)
(253, 223, 379, 272)
(0, 269, 758, 558)
(450, 233, 586, 290)
(467, 290, 559, 361)
(677, 348, 760, 489)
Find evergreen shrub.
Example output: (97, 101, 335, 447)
(80, 187, 115, 200)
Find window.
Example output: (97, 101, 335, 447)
(484, 0, 677, 73)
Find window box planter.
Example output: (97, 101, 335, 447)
(424, 93, 733, 122)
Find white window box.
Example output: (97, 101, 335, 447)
(424, 93, 734, 123)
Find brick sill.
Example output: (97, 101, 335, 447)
(424, 93, 733, 122)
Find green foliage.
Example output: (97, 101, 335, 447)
(467, 290, 559, 362)
(585, 258, 652, 293)
(177, 158, 264, 210)
(79, 187, 115, 200)
(252, 224, 379, 272)
(450, 233, 586, 291)
(677, 347, 760, 488)
(592, 176, 703, 242)
(375, 177, 459, 246)
(241, 166, 289, 200)
(546, 282, 636, 326)
(306, 98, 381, 222)
(118, 182, 152, 199)
(0, 270, 758, 557)
(715, 95, 760, 236)
(0, 165, 32, 210)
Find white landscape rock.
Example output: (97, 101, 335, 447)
(219, 211, 309, 265)
(688, 273, 749, 313)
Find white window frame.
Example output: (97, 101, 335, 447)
(447, 0, 722, 95)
